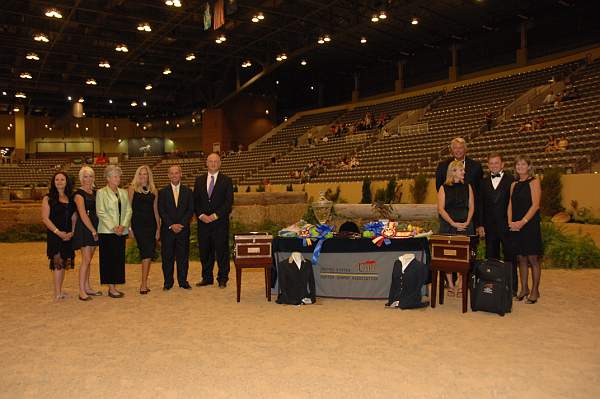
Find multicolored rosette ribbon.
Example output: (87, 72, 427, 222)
(298, 224, 334, 264)
(362, 221, 391, 247)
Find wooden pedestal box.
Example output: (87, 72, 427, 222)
(234, 233, 273, 259)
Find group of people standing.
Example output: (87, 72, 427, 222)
(42, 153, 233, 301)
(436, 137, 543, 304)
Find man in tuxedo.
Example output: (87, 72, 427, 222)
(436, 137, 484, 227)
(158, 165, 194, 290)
(194, 153, 234, 288)
(477, 153, 517, 294)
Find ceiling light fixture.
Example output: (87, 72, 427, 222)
(241, 60, 252, 68)
(99, 60, 111, 68)
(215, 34, 227, 44)
(360, 37, 367, 44)
(13, 107, 20, 113)
(258, 12, 264, 20)
(185, 53, 196, 61)
(34, 33, 49, 42)
(20, 72, 33, 79)
(131, 101, 138, 107)
(67, 96, 72, 101)
(78, 97, 84, 103)
(85, 78, 97, 85)
(371, 14, 379, 23)
(145, 84, 153, 90)
(317, 37, 324, 44)
(251, 15, 259, 23)
(137, 22, 152, 32)
(1, 91, 6, 96)
(165, 0, 182, 7)
(411, 17, 419, 25)
(142, 101, 147, 107)
(378, 11, 387, 20)
(45, 8, 63, 19)
(108, 99, 113, 104)
(115, 44, 129, 52)
(323, 34, 331, 42)
(26, 52, 40, 61)
(15, 91, 27, 98)
(163, 67, 172, 75)
(300, 59, 307, 66)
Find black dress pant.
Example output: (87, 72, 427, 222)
(198, 224, 230, 283)
(99, 234, 126, 285)
(161, 228, 190, 288)
(486, 232, 518, 295)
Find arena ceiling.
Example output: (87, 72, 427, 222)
(0, 0, 597, 119)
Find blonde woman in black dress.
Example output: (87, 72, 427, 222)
(73, 166, 101, 301)
(128, 165, 160, 294)
(41, 172, 77, 300)
(508, 156, 542, 304)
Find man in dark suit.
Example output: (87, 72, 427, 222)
(194, 153, 234, 288)
(158, 165, 194, 290)
(477, 153, 517, 295)
(435, 137, 484, 227)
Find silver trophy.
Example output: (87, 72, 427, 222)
(311, 192, 333, 225)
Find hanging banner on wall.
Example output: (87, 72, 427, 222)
(203, 2, 212, 31)
(127, 138, 165, 157)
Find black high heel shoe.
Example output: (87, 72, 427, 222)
(516, 291, 530, 301)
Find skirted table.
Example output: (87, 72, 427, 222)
(272, 237, 430, 299)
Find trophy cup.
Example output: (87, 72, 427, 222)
(311, 192, 333, 225)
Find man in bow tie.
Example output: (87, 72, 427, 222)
(477, 153, 517, 294)
(194, 153, 234, 288)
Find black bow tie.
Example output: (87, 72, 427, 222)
(491, 173, 502, 179)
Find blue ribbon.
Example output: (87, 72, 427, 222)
(363, 221, 384, 236)
(310, 224, 334, 264)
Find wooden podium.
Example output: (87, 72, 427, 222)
(429, 235, 477, 313)
(233, 233, 273, 303)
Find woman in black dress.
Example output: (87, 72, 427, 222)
(508, 156, 542, 304)
(73, 166, 101, 301)
(437, 160, 475, 296)
(41, 172, 77, 300)
(128, 165, 160, 294)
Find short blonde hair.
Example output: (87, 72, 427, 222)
(104, 165, 122, 179)
(450, 137, 467, 150)
(130, 165, 157, 194)
(78, 166, 95, 186)
(445, 160, 465, 186)
(514, 155, 534, 177)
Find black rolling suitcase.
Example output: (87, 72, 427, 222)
(470, 259, 513, 316)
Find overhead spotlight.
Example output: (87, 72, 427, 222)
(310, 85, 314, 90)
(75, 123, 79, 128)
(108, 99, 113, 104)
(115, 44, 129, 52)
(378, 11, 387, 20)
(142, 101, 148, 107)
(85, 78, 97, 85)
(44, 124, 49, 128)
(145, 84, 153, 90)
(99, 60, 111, 68)
(78, 97, 84, 103)
(275, 80, 279, 85)
(324, 34, 331, 42)
(113, 126, 118, 131)
(281, 53, 287, 60)
(2, 91, 6, 95)
(251, 15, 259, 23)
(411, 17, 419, 25)
(67, 96, 72, 101)
(85, 127, 89, 131)
(360, 37, 367, 44)
(137, 22, 152, 32)
(26, 52, 40, 61)
(131, 101, 138, 107)
(215, 34, 226, 44)
(258, 12, 264, 20)
(118, 139, 122, 143)
(13, 107, 20, 113)
(106, 123, 110, 127)
(300, 59, 307, 66)
(34, 33, 49, 42)
(276, 55, 282, 62)
(317, 37, 325, 44)
(45, 8, 63, 19)
(241, 60, 252, 68)
(20, 72, 33, 79)
(15, 92, 27, 99)
(371, 14, 379, 23)
(176, 123, 180, 128)
(265, 109, 269, 115)
(165, 120, 170, 125)
(165, 0, 182, 7)
(163, 67, 172, 75)
(191, 118, 196, 123)
(185, 53, 196, 61)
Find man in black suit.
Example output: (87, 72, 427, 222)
(477, 153, 517, 294)
(194, 153, 234, 288)
(435, 137, 484, 226)
(158, 165, 194, 290)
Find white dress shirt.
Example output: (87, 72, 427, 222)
(491, 171, 504, 190)
(206, 171, 219, 193)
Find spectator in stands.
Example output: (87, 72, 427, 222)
(270, 152, 276, 164)
(545, 136, 558, 152)
(94, 152, 108, 165)
(128, 165, 160, 295)
(562, 85, 580, 101)
(533, 116, 546, 130)
(557, 136, 569, 151)
(73, 166, 101, 301)
(543, 91, 556, 104)
(437, 160, 475, 296)
(553, 92, 562, 108)
(41, 172, 76, 300)
(509, 155, 542, 304)
(517, 120, 534, 133)
(349, 156, 359, 168)
(485, 111, 494, 131)
(322, 135, 329, 143)
(96, 165, 132, 298)
(382, 127, 390, 138)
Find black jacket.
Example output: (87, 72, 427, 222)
(276, 259, 317, 305)
(435, 157, 483, 192)
(386, 259, 429, 309)
(478, 172, 514, 237)
(193, 172, 234, 231)
(157, 184, 194, 231)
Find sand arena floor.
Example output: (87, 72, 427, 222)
(1, 242, 599, 399)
